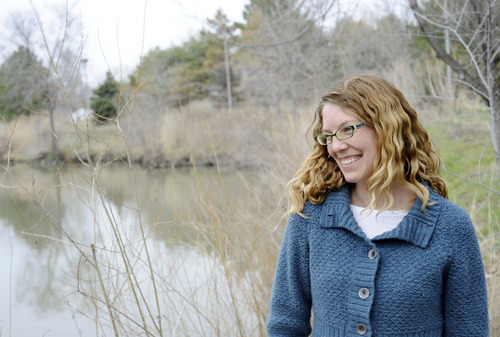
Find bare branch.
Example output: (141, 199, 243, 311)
(408, 0, 488, 100)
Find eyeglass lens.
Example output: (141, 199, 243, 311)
(316, 126, 355, 145)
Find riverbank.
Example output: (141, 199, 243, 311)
(3, 148, 241, 170)
(0, 100, 301, 171)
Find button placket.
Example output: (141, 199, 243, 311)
(348, 245, 377, 337)
(358, 248, 375, 301)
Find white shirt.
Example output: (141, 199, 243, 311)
(350, 204, 408, 239)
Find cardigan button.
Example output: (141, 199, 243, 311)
(356, 323, 367, 335)
(358, 287, 370, 299)
(368, 249, 377, 259)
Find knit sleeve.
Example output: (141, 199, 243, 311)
(443, 209, 489, 336)
(266, 214, 312, 337)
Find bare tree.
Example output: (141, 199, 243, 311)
(202, 9, 238, 110)
(132, 48, 173, 157)
(329, 13, 413, 76)
(238, 0, 338, 119)
(409, 0, 500, 170)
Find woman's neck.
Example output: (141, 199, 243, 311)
(350, 182, 417, 211)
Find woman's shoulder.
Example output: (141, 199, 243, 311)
(431, 191, 471, 223)
(429, 190, 478, 243)
(291, 201, 325, 223)
(301, 186, 350, 214)
(287, 186, 351, 231)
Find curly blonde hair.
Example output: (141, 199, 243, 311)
(288, 74, 447, 216)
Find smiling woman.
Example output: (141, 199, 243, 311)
(266, 74, 489, 337)
(321, 103, 378, 191)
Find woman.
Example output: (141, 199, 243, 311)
(266, 74, 489, 336)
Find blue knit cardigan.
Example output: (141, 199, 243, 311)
(267, 185, 489, 337)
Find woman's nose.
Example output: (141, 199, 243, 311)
(329, 138, 348, 153)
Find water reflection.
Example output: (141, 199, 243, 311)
(0, 163, 272, 336)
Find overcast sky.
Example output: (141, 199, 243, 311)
(0, 0, 248, 85)
(0, 0, 406, 86)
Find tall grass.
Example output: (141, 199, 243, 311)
(2, 92, 498, 336)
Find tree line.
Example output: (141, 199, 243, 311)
(0, 0, 498, 169)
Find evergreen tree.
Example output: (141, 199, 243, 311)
(135, 36, 210, 106)
(90, 71, 118, 122)
(0, 46, 47, 121)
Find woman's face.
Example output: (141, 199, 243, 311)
(321, 102, 378, 185)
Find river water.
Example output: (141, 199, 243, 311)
(0, 163, 276, 336)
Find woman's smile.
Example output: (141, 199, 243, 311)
(339, 155, 361, 166)
(322, 102, 378, 185)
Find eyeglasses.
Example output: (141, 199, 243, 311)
(315, 122, 367, 145)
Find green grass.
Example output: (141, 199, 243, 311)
(427, 113, 499, 235)
(425, 109, 499, 335)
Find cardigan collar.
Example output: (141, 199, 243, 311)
(320, 184, 442, 248)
